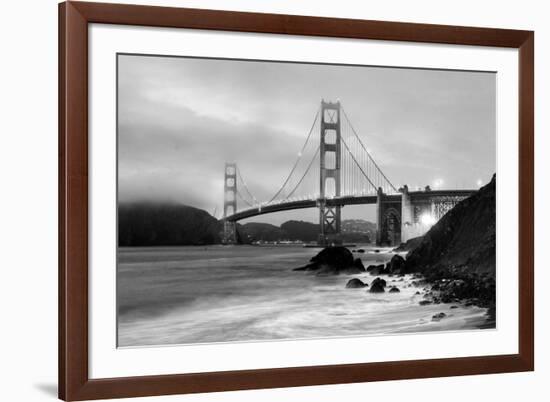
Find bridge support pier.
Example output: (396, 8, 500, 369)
(222, 220, 237, 244)
(318, 100, 342, 246)
(318, 201, 341, 246)
(400, 185, 415, 243)
(375, 187, 402, 247)
(222, 162, 238, 245)
(375, 187, 384, 245)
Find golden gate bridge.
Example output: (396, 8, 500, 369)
(222, 100, 475, 246)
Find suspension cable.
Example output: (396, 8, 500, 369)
(340, 105, 398, 193)
(341, 137, 379, 192)
(236, 166, 258, 204)
(284, 145, 320, 200)
(268, 106, 320, 203)
(236, 189, 254, 208)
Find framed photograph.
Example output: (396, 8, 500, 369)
(59, 1, 534, 400)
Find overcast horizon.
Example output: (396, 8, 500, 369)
(118, 54, 496, 225)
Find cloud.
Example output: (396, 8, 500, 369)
(118, 55, 496, 223)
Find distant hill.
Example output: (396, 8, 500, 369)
(239, 222, 287, 242)
(118, 203, 376, 246)
(239, 219, 375, 243)
(341, 219, 376, 243)
(281, 220, 319, 242)
(342, 219, 376, 235)
(118, 203, 222, 246)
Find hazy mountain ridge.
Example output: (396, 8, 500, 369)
(118, 203, 222, 246)
(240, 219, 375, 243)
(119, 203, 376, 246)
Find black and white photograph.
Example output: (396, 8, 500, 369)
(3, 0, 546, 401)
(116, 54, 497, 347)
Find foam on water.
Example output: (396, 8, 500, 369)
(117, 245, 489, 347)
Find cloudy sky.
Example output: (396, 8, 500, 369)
(118, 54, 496, 224)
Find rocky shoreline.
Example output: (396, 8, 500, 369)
(292, 175, 496, 328)
(293, 246, 495, 328)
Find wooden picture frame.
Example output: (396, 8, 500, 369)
(59, 1, 534, 400)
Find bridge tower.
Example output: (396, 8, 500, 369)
(318, 100, 342, 246)
(222, 162, 238, 244)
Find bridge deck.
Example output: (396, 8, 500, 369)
(225, 189, 476, 222)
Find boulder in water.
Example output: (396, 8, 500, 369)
(369, 277, 387, 293)
(345, 278, 368, 288)
(386, 254, 406, 274)
(432, 312, 447, 321)
(366, 264, 386, 275)
(295, 247, 365, 275)
(389, 286, 400, 293)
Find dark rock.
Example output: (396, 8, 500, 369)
(293, 262, 321, 271)
(415, 291, 421, 295)
(393, 236, 423, 252)
(386, 254, 406, 274)
(389, 287, 400, 293)
(345, 278, 368, 288)
(295, 247, 366, 275)
(353, 258, 365, 270)
(419, 300, 432, 306)
(432, 312, 447, 321)
(311, 246, 353, 268)
(357, 249, 365, 253)
(369, 277, 387, 293)
(339, 258, 367, 275)
(366, 264, 386, 275)
(450, 305, 459, 309)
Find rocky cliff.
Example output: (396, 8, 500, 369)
(405, 174, 496, 276)
(404, 174, 496, 309)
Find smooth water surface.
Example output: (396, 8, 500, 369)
(118, 245, 489, 347)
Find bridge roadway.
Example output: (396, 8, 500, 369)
(225, 189, 476, 222)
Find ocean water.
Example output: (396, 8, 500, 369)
(117, 245, 490, 347)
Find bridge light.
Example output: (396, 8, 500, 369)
(420, 213, 436, 226)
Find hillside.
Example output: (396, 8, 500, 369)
(404, 174, 496, 310)
(280, 220, 319, 242)
(118, 203, 222, 246)
(118, 203, 376, 246)
(239, 222, 287, 242)
(239, 219, 375, 243)
(405, 174, 496, 276)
